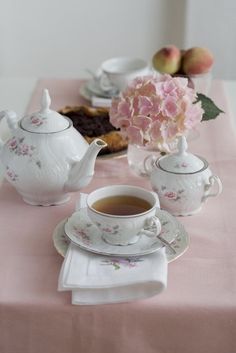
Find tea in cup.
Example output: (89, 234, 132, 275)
(86, 185, 161, 246)
(99, 57, 150, 92)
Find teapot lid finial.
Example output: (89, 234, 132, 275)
(40, 89, 51, 113)
(177, 135, 188, 156)
(158, 134, 205, 174)
(20, 88, 70, 133)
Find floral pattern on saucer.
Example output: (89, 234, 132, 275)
(52, 217, 189, 263)
(63, 208, 189, 258)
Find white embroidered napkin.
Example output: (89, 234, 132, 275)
(58, 194, 168, 305)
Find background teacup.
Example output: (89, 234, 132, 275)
(86, 185, 161, 246)
(99, 57, 150, 92)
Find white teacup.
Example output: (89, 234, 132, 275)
(99, 57, 150, 92)
(86, 185, 161, 246)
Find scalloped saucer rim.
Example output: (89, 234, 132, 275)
(53, 218, 189, 262)
(63, 208, 189, 257)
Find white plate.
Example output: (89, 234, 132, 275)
(63, 208, 189, 257)
(53, 217, 189, 262)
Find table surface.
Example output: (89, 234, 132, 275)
(0, 78, 236, 353)
(0, 77, 235, 129)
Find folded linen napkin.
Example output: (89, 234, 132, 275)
(58, 194, 168, 305)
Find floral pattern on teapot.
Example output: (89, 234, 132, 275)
(7, 136, 36, 157)
(30, 115, 47, 127)
(6, 136, 41, 170)
(0, 89, 107, 206)
(6, 166, 18, 182)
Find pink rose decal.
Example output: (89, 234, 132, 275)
(164, 191, 178, 200)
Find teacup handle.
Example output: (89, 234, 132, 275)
(202, 175, 223, 202)
(141, 215, 162, 238)
(98, 72, 116, 92)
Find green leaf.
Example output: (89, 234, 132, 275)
(195, 93, 224, 121)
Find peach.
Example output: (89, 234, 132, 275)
(182, 47, 214, 75)
(152, 45, 181, 75)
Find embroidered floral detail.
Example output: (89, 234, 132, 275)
(101, 257, 144, 270)
(6, 166, 18, 181)
(30, 115, 47, 127)
(73, 226, 91, 245)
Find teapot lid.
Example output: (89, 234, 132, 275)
(20, 89, 70, 133)
(158, 135, 205, 174)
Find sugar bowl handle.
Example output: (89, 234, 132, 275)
(143, 154, 157, 176)
(202, 175, 223, 202)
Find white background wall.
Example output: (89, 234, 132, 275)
(0, 0, 235, 79)
(184, 0, 236, 79)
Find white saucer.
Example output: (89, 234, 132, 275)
(80, 80, 118, 100)
(87, 80, 119, 98)
(63, 208, 189, 258)
(53, 217, 189, 263)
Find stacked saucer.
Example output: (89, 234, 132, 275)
(80, 79, 118, 107)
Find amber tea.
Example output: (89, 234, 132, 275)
(92, 195, 152, 216)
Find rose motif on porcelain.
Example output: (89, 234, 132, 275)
(145, 136, 222, 216)
(150, 165, 222, 216)
(72, 224, 92, 246)
(7, 136, 36, 157)
(6, 166, 18, 182)
(30, 115, 47, 127)
(0, 89, 107, 206)
(95, 222, 120, 235)
(153, 185, 186, 202)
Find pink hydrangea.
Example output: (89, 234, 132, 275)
(109, 74, 204, 151)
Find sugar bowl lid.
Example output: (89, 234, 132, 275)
(20, 89, 70, 133)
(158, 135, 206, 174)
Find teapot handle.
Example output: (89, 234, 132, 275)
(0, 110, 19, 149)
(202, 175, 223, 202)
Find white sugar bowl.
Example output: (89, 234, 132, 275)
(145, 136, 222, 216)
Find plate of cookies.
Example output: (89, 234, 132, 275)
(58, 105, 128, 159)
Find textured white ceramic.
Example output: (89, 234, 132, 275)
(99, 57, 150, 91)
(53, 216, 189, 262)
(86, 185, 161, 246)
(145, 136, 222, 216)
(0, 89, 107, 206)
(63, 207, 187, 257)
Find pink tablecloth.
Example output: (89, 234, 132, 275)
(0, 79, 236, 353)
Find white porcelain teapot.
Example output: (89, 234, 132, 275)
(0, 89, 107, 206)
(145, 136, 222, 216)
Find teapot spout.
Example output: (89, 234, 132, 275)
(64, 138, 107, 192)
